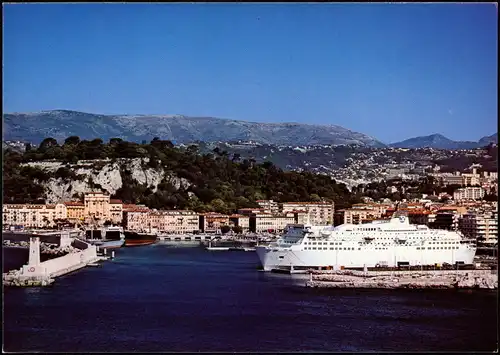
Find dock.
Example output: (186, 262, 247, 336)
(305, 269, 498, 290)
(157, 234, 213, 242)
(3, 233, 106, 287)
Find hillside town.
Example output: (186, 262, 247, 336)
(2, 192, 334, 235)
(3, 182, 497, 246)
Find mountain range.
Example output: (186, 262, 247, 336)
(389, 133, 497, 150)
(2, 110, 497, 149)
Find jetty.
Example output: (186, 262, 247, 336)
(305, 268, 498, 290)
(3, 232, 104, 287)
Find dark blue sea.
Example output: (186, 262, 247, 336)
(3, 243, 498, 352)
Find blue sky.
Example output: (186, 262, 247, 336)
(3, 3, 497, 143)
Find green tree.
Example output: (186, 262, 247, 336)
(310, 193, 321, 202)
(39, 137, 59, 151)
(64, 136, 80, 146)
(232, 225, 243, 234)
(211, 198, 227, 214)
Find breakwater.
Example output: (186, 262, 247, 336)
(3, 239, 80, 258)
(3, 233, 101, 287)
(306, 269, 498, 290)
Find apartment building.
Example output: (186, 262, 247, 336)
(237, 208, 265, 216)
(405, 209, 432, 225)
(256, 200, 279, 213)
(343, 204, 385, 225)
(82, 192, 124, 225)
(453, 187, 485, 201)
(249, 212, 296, 233)
(229, 214, 250, 232)
(430, 207, 467, 231)
(109, 199, 124, 225)
(281, 201, 334, 225)
(200, 212, 230, 233)
(84, 192, 111, 224)
(150, 210, 199, 234)
(64, 201, 85, 224)
(459, 209, 498, 244)
(440, 173, 465, 186)
(2, 203, 66, 229)
(122, 204, 151, 232)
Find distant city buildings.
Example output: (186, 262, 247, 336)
(453, 187, 485, 201)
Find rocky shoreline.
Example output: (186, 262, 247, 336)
(306, 269, 498, 290)
(3, 240, 80, 257)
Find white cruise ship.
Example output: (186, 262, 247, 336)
(256, 215, 476, 271)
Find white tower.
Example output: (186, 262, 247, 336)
(28, 236, 41, 265)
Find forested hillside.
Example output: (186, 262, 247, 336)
(3, 136, 361, 212)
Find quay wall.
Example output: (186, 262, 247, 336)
(20, 244, 97, 279)
(306, 269, 498, 290)
(310, 269, 496, 278)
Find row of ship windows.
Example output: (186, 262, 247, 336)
(305, 242, 343, 245)
(305, 240, 459, 245)
(305, 247, 360, 251)
(304, 246, 461, 251)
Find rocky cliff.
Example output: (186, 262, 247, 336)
(21, 158, 191, 203)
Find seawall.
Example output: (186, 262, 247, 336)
(3, 235, 101, 287)
(305, 269, 498, 290)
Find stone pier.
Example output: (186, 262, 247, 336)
(3, 236, 101, 287)
(305, 269, 498, 290)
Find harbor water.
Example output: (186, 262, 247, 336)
(3, 244, 498, 352)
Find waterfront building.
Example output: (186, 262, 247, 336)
(84, 192, 110, 225)
(293, 210, 309, 224)
(83, 192, 124, 226)
(122, 204, 150, 232)
(200, 212, 230, 233)
(109, 199, 123, 225)
(249, 212, 296, 233)
(150, 210, 199, 234)
(459, 208, 498, 244)
(228, 214, 250, 232)
(281, 201, 334, 225)
(64, 201, 85, 224)
(2, 203, 66, 229)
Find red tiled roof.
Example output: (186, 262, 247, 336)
(110, 199, 123, 204)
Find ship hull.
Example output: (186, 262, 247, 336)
(256, 245, 477, 271)
(99, 239, 125, 249)
(124, 231, 157, 247)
